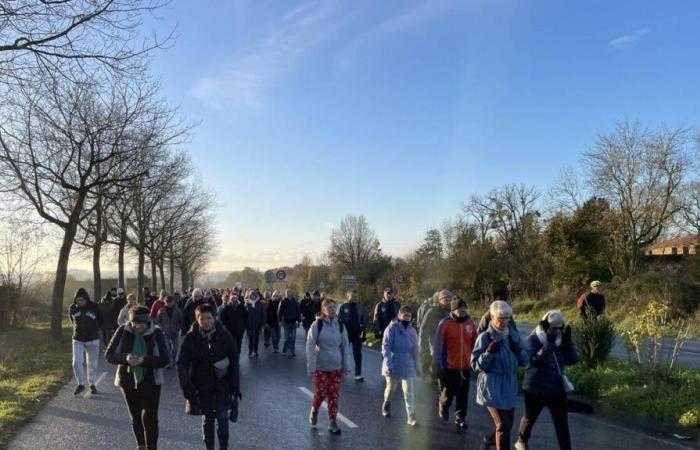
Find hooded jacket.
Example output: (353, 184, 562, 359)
(433, 313, 478, 371)
(177, 322, 240, 415)
(69, 288, 103, 342)
(522, 324, 578, 395)
(381, 319, 419, 379)
(305, 315, 353, 375)
(105, 320, 169, 387)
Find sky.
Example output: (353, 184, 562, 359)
(126, 0, 700, 272)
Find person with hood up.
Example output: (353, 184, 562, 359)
(300, 290, 322, 333)
(245, 290, 265, 358)
(278, 289, 301, 356)
(471, 300, 529, 450)
(98, 287, 118, 346)
(218, 292, 247, 359)
(381, 306, 420, 426)
(265, 290, 282, 352)
(419, 290, 451, 382)
(514, 311, 577, 450)
(178, 304, 241, 450)
(433, 296, 478, 429)
(156, 295, 184, 369)
(106, 305, 169, 450)
(69, 287, 104, 395)
(306, 298, 353, 435)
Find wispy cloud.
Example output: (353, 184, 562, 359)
(609, 28, 650, 49)
(337, 0, 466, 69)
(191, 1, 346, 110)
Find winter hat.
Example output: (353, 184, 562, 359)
(450, 298, 467, 311)
(590, 280, 602, 288)
(542, 310, 565, 327)
(74, 288, 91, 303)
(438, 289, 454, 301)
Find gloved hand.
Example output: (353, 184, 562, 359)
(508, 337, 520, 354)
(563, 325, 572, 344)
(486, 341, 500, 353)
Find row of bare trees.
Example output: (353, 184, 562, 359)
(0, 1, 215, 338)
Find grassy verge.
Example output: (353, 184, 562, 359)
(567, 359, 700, 429)
(0, 324, 73, 448)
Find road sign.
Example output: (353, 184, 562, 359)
(342, 275, 356, 288)
(395, 273, 406, 284)
(264, 270, 275, 284)
(276, 269, 287, 281)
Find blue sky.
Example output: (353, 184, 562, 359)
(141, 0, 700, 271)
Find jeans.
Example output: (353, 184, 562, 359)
(72, 339, 100, 386)
(282, 323, 297, 354)
(485, 407, 515, 450)
(202, 409, 229, 449)
(100, 326, 115, 347)
(518, 392, 571, 450)
(263, 326, 271, 346)
(384, 376, 415, 415)
(121, 383, 161, 450)
(164, 332, 179, 366)
(269, 325, 281, 351)
(351, 340, 363, 376)
(440, 369, 470, 419)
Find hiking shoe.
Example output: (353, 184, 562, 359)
(354, 375, 364, 382)
(455, 417, 467, 429)
(328, 421, 341, 435)
(73, 385, 85, 395)
(89, 385, 97, 395)
(381, 400, 391, 417)
(309, 408, 318, 427)
(407, 413, 417, 427)
(514, 439, 527, 450)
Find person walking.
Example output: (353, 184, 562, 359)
(149, 290, 168, 319)
(471, 301, 528, 450)
(118, 294, 138, 327)
(106, 305, 169, 450)
(245, 291, 265, 358)
(266, 291, 282, 353)
(381, 306, 420, 426)
(178, 304, 241, 450)
(373, 287, 401, 341)
(419, 290, 451, 382)
(279, 289, 301, 356)
(579, 280, 606, 319)
(300, 290, 322, 334)
(156, 295, 184, 369)
(219, 292, 247, 359)
(183, 288, 209, 334)
(514, 311, 577, 450)
(338, 289, 367, 382)
(306, 298, 354, 435)
(69, 288, 103, 395)
(432, 296, 478, 429)
(98, 287, 118, 347)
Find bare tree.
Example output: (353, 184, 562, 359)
(328, 214, 384, 277)
(584, 121, 692, 277)
(0, 0, 173, 86)
(547, 166, 586, 215)
(0, 75, 166, 338)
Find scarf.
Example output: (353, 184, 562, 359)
(489, 322, 509, 341)
(127, 330, 147, 386)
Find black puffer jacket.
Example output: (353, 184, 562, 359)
(219, 300, 247, 338)
(105, 321, 169, 388)
(178, 323, 240, 415)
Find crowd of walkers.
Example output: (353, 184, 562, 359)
(67, 280, 595, 449)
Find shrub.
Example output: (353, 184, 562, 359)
(572, 311, 616, 368)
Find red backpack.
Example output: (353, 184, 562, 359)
(576, 292, 587, 309)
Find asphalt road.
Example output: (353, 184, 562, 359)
(8, 330, 698, 450)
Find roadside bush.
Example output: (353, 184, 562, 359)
(573, 311, 616, 368)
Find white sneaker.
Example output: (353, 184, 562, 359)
(407, 414, 417, 427)
(514, 439, 527, 450)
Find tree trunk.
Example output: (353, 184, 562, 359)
(150, 258, 157, 293)
(158, 260, 165, 293)
(92, 242, 102, 302)
(118, 225, 126, 290)
(180, 265, 188, 293)
(137, 243, 145, 304)
(168, 247, 175, 294)
(50, 222, 78, 339)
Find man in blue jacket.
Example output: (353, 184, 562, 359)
(339, 289, 367, 381)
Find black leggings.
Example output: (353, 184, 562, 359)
(518, 392, 571, 450)
(121, 383, 161, 450)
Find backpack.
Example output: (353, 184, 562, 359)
(576, 293, 587, 309)
(316, 317, 344, 338)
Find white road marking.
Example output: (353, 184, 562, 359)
(298, 386, 359, 429)
(84, 371, 108, 397)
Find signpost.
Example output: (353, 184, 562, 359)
(395, 273, 406, 284)
(264, 270, 275, 284)
(276, 269, 287, 281)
